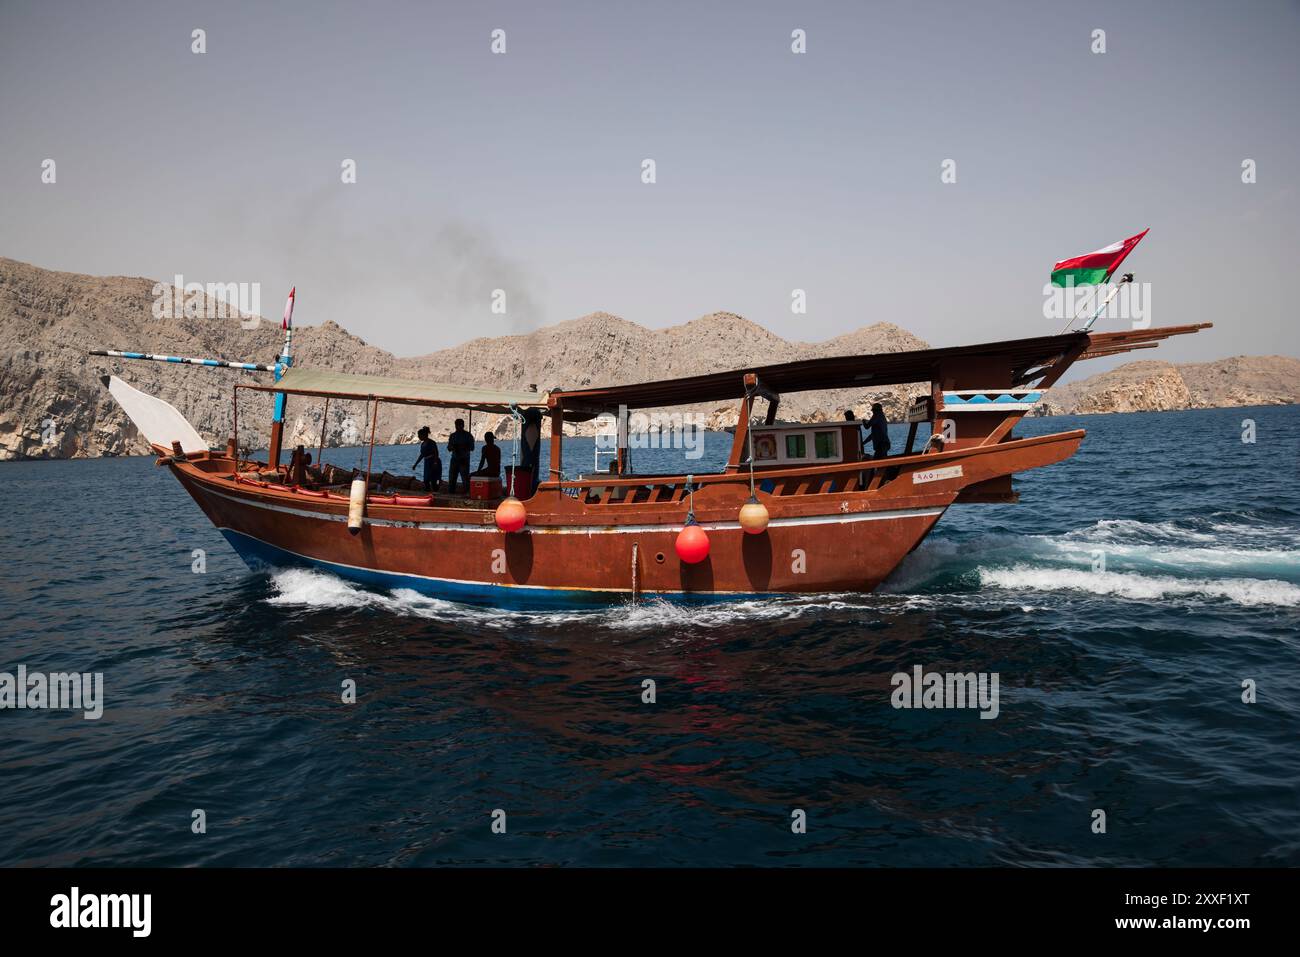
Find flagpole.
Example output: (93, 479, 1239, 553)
(268, 287, 296, 470)
(1059, 273, 1134, 335)
(1080, 274, 1133, 332)
(1058, 282, 1104, 335)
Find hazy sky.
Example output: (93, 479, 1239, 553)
(2, 0, 1297, 377)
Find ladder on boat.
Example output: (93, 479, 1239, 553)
(594, 416, 620, 473)
(594, 445, 617, 473)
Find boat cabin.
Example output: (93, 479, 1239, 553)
(747, 422, 862, 468)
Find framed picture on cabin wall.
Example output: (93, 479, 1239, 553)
(754, 433, 778, 461)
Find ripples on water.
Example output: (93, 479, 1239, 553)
(1, 406, 1297, 866)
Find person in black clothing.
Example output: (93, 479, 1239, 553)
(472, 431, 501, 477)
(447, 418, 475, 494)
(412, 426, 441, 492)
(865, 403, 891, 459)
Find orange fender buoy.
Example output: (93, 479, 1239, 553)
(495, 496, 527, 532)
(738, 496, 770, 534)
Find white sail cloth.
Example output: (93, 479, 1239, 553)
(104, 375, 207, 453)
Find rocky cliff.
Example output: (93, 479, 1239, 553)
(0, 257, 928, 459)
(1040, 356, 1300, 415)
(2, 257, 1294, 459)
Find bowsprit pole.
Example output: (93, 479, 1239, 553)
(267, 286, 296, 469)
(87, 351, 279, 372)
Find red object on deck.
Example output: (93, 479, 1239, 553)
(394, 494, 434, 506)
(470, 477, 503, 500)
(503, 465, 532, 496)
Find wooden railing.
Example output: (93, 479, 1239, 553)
(539, 429, 1084, 503)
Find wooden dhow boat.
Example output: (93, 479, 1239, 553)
(95, 292, 1208, 607)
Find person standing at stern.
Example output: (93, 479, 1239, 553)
(866, 403, 891, 459)
(413, 426, 442, 493)
(447, 418, 475, 494)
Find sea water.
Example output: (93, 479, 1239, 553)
(0, 406, 1297, 865)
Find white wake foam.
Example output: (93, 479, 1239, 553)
(264, 568, 882, 629)
(978, 565, 1300, 607)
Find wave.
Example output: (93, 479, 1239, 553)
(977, 565, 1300, 607)
(264, 567, 882, 630)
(1048, 516, 1299, 582)
(1060, 516, 1293, 551)
(266, 568, 595, 627)
(883, 511, 1300, 607)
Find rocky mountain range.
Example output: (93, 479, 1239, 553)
(1, 256, 1295, 460)
(1037, 355, 1300, 415)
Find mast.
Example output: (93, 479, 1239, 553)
(267, 287, 295, 468)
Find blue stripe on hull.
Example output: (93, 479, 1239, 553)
(218, 529, 772, 609)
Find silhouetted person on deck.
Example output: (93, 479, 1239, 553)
(866, 403, 891, 460)
(412, 426, 441, 493)
(447, 418, 475, 494)
(472, 431, 501, 478)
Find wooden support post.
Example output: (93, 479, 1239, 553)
(317, 397, 330, 465)
(726, 394, 752, 472)
(232, 386, 240, 469)
(268, 419, 284, 470)
(292, 445, 307, 486)
(549, 400, 564, 483)
(365, 398, 379, 481)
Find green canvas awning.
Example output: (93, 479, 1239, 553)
(244, 367, 552, 414)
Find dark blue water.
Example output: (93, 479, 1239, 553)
(2, 406, 1298, 866)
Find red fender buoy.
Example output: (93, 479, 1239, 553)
(495, 496, 527, 532)
(675, 519, 710, 564)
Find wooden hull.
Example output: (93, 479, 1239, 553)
(165, 429, 1084, 608)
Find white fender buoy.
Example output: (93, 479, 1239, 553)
(347, 478, 367, 535)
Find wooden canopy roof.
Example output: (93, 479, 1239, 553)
(550, 324, 1211, 412)
(241, 368, 551, 414)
